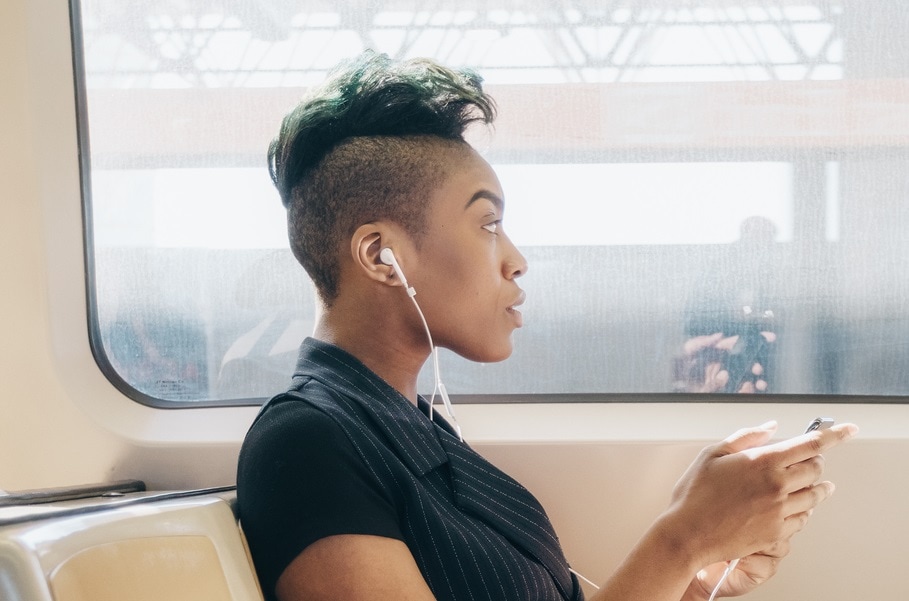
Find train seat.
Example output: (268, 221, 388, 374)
(0, 487, 263, 601)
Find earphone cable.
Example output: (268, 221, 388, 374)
(707, 557, 739, 601)
(404, 284, 463, 441)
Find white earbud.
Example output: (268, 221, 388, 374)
(380, 247, 413, 295)
(379, 247, 396, 267)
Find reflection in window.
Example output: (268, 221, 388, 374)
(75, 0, 909, 403)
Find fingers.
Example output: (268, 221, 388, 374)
(703, 361, 729, 392)
(677, 332, 776, 394)
(752, 537, 792, 560)
(763, 423, 859, 467)
(682, 332, 725, 356)
(773, 484, 836, 549)
(733, 549, 786, 586)
(674, 337, 728, 392)
(734, 357, 769, 393)
(782, 453, 826, 492)
(695, 541, 792, 598)
(719, 421, 856, 471)
(785, 480, 836, 519)
(728, 424, 855, 504)
(718, 420, 779, 454)
(737, 549, 784, 577)
(712, 334, 740, 352)
(738, 380, 756, 393)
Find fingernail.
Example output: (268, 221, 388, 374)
(759, 420, 778, 431)
(844, 424, 859, 439)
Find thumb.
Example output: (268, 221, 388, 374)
(720, 420, 778, 455)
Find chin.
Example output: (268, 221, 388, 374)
(453, 339, 514, 364)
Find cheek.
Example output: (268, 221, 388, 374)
(418, 234, 500, 313)
(448, 264, 498, 308)
(422, 263, 497, 337)
(427, 246, 484, 293)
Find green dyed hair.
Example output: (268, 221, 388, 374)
(267, 51, 497, 303)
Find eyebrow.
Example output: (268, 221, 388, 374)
(465, 190, 504, 211)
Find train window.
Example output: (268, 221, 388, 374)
(74, 1, 909, 405)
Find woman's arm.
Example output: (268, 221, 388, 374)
(276, 534, 437, 601)
(274, 422, 855, 601)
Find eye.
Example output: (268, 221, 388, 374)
(482, 220, 501, 234)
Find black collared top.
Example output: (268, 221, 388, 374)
(237, 338, 583, 601)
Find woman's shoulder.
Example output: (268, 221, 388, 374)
(240, 390, 354, 460)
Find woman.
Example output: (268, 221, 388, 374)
(236, 51, 856, 601)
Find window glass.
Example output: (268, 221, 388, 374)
(75, 0, 909, 403)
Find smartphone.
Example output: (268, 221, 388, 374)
(722, 308, 775, 394)
(805, 417, 835, 433)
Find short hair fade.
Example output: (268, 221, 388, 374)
(267, 51, 497, 303)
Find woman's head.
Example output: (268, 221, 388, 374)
(269, 51, 497, 304)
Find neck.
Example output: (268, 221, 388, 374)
(312, 295, 431, 405)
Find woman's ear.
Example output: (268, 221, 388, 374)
(351, 223, 400, 286)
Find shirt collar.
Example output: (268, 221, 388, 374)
(289, 338, 579, 600)
(291, 337, 449, 477)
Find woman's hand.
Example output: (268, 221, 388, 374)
(673, 332, 776, 393)
(583, 421, 856, 601)
(684, 542, 791, 600)
(662, 421, 856, 571)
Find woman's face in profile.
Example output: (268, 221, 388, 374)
(407, 146, 528, 364)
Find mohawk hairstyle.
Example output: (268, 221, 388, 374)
(267, 50, 497, 304)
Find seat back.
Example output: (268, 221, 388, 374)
(0, 490, 263, 601)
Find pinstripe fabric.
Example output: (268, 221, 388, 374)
(272, 337, 583, 601)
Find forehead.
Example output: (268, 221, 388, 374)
(429, 145, 503, 215)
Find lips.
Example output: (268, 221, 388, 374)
(506, 290, 526, 327)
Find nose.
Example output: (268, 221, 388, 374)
(502, 234, 528, 279)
